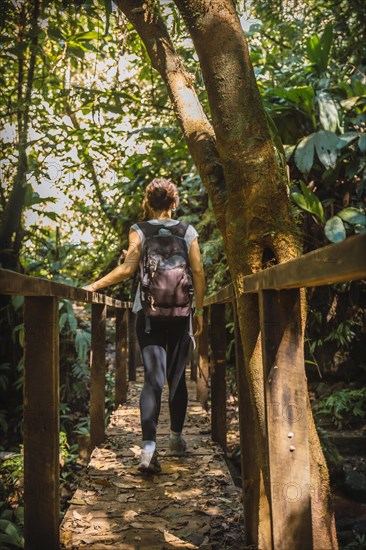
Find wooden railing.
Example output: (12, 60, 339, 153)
(1, 233, 365, 550)
(0, 270, 137, 549)
(193, 233, 366, 549)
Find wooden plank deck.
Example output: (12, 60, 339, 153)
(60, 371, 245, 549)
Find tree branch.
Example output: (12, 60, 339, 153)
(64, 102, 119, 233)
(115, 0, 227, 232)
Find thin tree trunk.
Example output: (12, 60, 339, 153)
(0, 0, 40, 271)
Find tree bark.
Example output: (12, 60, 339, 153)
(0, 0, 40, 271)
(115, 0, 227, 233)
(116, 1, 338, 547)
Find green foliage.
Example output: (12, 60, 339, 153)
(306, 22, 333, 76)
(245, 0, 366, 253)
(0, 509, 24, 549)
(1, 451, 23, 492)
(323, 319, 358, 348)
(0, 6, 365, 538)
(325, 207, 366, 243)
(315, 426, 343, 469)
(291, 181, 325, 222)
(315, 385, 366, 429)
(343, 533, 366, 550)
(294, 130, 339, 173)
(0, 449, 24, 548)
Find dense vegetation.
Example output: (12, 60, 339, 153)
(0, 0, 365, 547)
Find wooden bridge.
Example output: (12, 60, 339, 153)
(0, 233, 365, 549)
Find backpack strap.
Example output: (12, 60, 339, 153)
(135, 221, 189, 239)
(169, 221, 189, 238)
(135, 221, 162, 238)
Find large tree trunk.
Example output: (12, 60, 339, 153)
(116, 1, 337, 547)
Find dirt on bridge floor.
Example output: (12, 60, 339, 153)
(60, 375, 245, 549)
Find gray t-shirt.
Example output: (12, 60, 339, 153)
(130, 219, 198, 313)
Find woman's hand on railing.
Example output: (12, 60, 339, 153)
(82, 283, 97, 292)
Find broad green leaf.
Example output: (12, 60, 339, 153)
(72, 31, 100, 41)
(306, 34, 321, 65)
(314, 130, 338, 169)
(103, 103, 124, 115)
(317, 92, 339, 132)
(294, 134, 315, 174)
(291, 186, 324, 222)
(358, 134, 366, 153)
(354, 224, 366, 234)
(337, 132, 359, 150)
(25, 190, 56, 207)
(295, 130, 339, 173)
(48, 26, 64, 41)
(300, 181, 325, 222)
(43, 211, 59, 221)
(265, 109, 287, 175)
(264, 86, 315, 116)
(291, 191, 320, 224)
(324, 216, 346, 243)
(59, 312, 68, 332)
(11, 295, 24, 311)
(0, 519, 24, 547)
(337, 207, 366, 226)
(67, 43, 85, 58)
(285, 86, 315, 116)
(306, 23, 333, 74)
(320, 23, 333, 71)
(353, 79, 366, 96)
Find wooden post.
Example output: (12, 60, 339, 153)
(24, 296, 59, 550)
(127, 309, 137, 381)
(233, 297, 267, 545)
(233, 300, 252, 466)
(90, 303, 106, 449)
(210, 303, 227, 452)
(115, 308, 128, 407)
(197, 307, 209, 409)
(259, 289, 313, 549)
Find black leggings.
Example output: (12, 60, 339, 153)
(136, 310, 191, 442)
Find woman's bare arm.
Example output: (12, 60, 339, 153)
(189, 237, 205, 336)
(83, 230, 141, 291)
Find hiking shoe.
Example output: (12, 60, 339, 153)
(169, 435, 187, 456)
(137, 449, 161, 474)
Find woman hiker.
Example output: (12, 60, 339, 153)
(83, 178, 205, 473)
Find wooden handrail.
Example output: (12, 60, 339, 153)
(198, 233, 366, 550)
(204, 282, 234, 306)
(244, 233, 366, 292)
(1, 232, 365, 549)
(0, 268, 131, 308)
(0, 269, 134, 549)
(204, 233, 366, 306)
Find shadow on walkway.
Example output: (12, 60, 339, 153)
(60, 371, 245, 549)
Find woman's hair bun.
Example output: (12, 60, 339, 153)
(145, 178, 179, 212)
